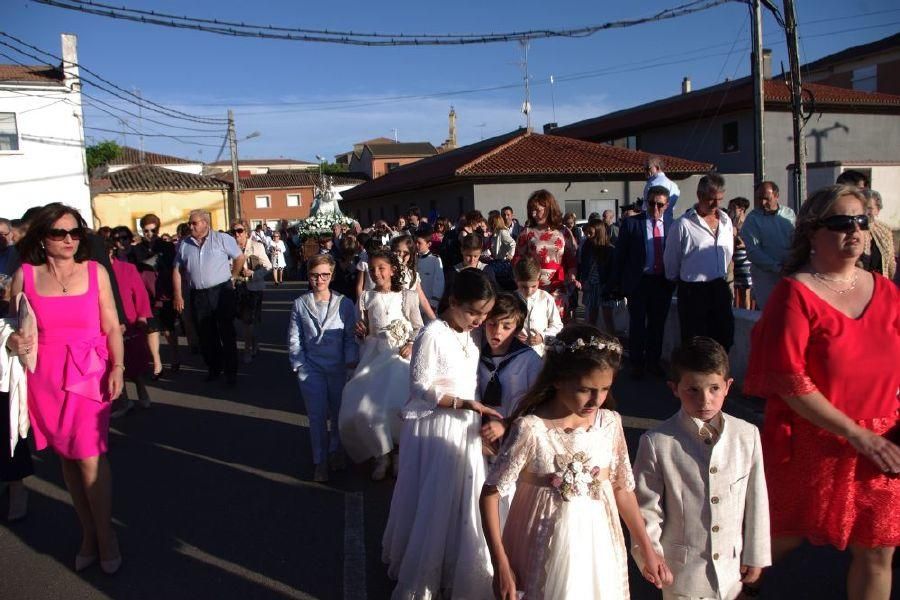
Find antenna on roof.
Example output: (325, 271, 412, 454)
(519, 40, 532, 131)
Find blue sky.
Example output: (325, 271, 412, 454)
(3, 0, 898, 163)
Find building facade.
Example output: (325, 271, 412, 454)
(0, 34, 93, 225)
(349, 142, 437, 179)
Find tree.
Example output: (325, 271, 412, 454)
(320, 161, 348, 175)
(86, 140, 123, 174)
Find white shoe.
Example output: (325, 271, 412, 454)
(110, 399, 134, 419)
(371, 454, 390, 481)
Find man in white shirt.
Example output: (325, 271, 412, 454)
(643, 155, 681, 225)
(663, 173, 735, 351)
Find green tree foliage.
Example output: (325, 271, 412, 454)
(86, 140, 123, 173)
(320, 161, 349, 175)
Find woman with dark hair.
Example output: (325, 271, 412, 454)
(513, 189, 578, 320)
(6, 204, 124, 574)
(745, 185, 900, 599)
(580, 217, 616, 332)
(383, 268, 500, 598)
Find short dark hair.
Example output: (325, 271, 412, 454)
(646, 185, 671, 201)
(501, 206, 513, 213)
(755, 180, 779, 196)
(17, 203, 91, 265)
(669, 336, 730, 382)
(139, 213, 161, 229)
(449, 266, 496, 305)
(728, 196, 750, 211)
(111, 225, 134, 244)
(487, 292, 528, 331)
(836, 169, 868, 188)
(461, 232, 484, 253)
(413, 226, 432, 240)
(513, 255, 541, 281)
(407, 205, 420, 218)
(367, 249, 403, 292)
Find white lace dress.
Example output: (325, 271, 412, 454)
(382, 319, 493, 600)
(485, 410, 634, 599)
(339, 289, 422, 463)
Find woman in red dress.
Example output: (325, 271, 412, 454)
(745, 185, 900, 600)
(512, 190, 577, 320)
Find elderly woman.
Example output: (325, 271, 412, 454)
(7, 204, 125, 574)
(231, 219, 272, 364)
(860, 188, 896, 281)
(512, 189, 578, 320)
(745, 185, 899, 599)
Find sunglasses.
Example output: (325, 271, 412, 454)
(46, 228, 83, 242)
(142, 227, 157, 234)
(649, 201, 667, 208)
(820, 214, 869, 232)
(231, 228, 245, 234)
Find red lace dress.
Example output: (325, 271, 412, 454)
(744, 274, 900, 550)
(513, 226, 577, 318)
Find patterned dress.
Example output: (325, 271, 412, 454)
(486, 411, 634, 599)
(513, 227, 577, 318)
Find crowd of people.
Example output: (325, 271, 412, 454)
(0, 161, 898, 599)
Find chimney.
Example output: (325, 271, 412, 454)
(543, 122, 558, 134)
(762, 48, 772, 80)
(61, 33, 80, 93)
(682, 77, 692, 94)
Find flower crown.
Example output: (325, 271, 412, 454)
(546, 336, 623, 356)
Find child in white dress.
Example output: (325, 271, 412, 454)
(339, 250, 423, 480)
(383, 268, 502, 599)
(391, 234, 437, 321)
(480, 324, 673, 600)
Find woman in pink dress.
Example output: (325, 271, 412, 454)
(513, 189, 578, 320)
(109, 228, 152, 416)
(7, 204, 124, 574)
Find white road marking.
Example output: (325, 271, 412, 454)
(174, 538, 318, 600)
(343, 492, 367, 600)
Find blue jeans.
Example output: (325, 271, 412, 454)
(297, 368, 346, 465)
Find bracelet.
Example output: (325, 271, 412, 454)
(113, 364, 125, 370)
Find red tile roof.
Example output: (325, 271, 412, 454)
(0, 64, 64, 85)
(93, 165, 227, 193)
(553, 78, 900, 142)
(108, 146, 196, 166)
(208, 158, 315, 167)
(341, 131, 712, 202)
(229, 170, 367, 190)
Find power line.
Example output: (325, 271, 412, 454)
(31, 0, 735, 46)
(84, 125, 225, 146)
(0, 31, 226, 124)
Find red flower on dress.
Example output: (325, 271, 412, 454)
(539, 231, 553, 242)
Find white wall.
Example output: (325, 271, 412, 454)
(0, 84, 92, 225)
(108, 162, 203, 175)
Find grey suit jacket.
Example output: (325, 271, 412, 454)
(632, 410, 771, 599)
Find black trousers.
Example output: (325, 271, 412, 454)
(676, 278, 735, 351)
(190, 282, 238, 376)
(2, 392, 34, 482)
(626, 274, 674, 366)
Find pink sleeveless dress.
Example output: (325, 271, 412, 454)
(23, 261, 111, 459)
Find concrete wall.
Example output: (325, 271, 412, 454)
(0, 86, 92, 226)
(92, 189, 229, 234)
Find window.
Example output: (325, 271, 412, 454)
(286, 194, 301, 207)
(722, 121, 739, 153)
(852, 65, 877, 92)
(255, 195, 271, 209)
(385, 162, 401, 172)
(250, 220, 262, 229)
(0, 113, 19, 151)
(564, 200, 585, 219)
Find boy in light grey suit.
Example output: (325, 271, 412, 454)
(632, 337, 770, 600)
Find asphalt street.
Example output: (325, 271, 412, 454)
(0, 280, 885, 599)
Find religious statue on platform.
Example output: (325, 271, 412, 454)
(311, 174, 343, 216)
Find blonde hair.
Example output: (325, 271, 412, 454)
(307, 253, 335, 272)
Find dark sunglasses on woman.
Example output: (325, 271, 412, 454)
(231, 228, 245, 235)
(820, 214, 869, 233)
(46, 228, 84, 241)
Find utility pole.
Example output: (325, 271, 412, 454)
(750, 0, 765, 187)
(135, 87, 144, 163)
(228, 109, 241, 221)
(783, 0, 807, 210)
(520, 40, 532, 131)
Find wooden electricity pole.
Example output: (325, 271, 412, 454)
(783, 0, 807, 209)
(750, 0, 765, 187)
(228, 109, 241, 221)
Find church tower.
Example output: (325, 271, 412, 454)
(438, 106, 458, 153)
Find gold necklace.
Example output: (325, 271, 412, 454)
(812, 271, 858, 295)
(47, 264, 75, 294)
(448, 321, 472, 358)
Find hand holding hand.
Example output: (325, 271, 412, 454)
(354, 320, 368, 339)
(527, 332, 543, 346)
(640, 547, 672, 589)
(463, 400, 503, 420)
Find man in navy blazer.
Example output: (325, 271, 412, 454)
(610, 186, 674, 378)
